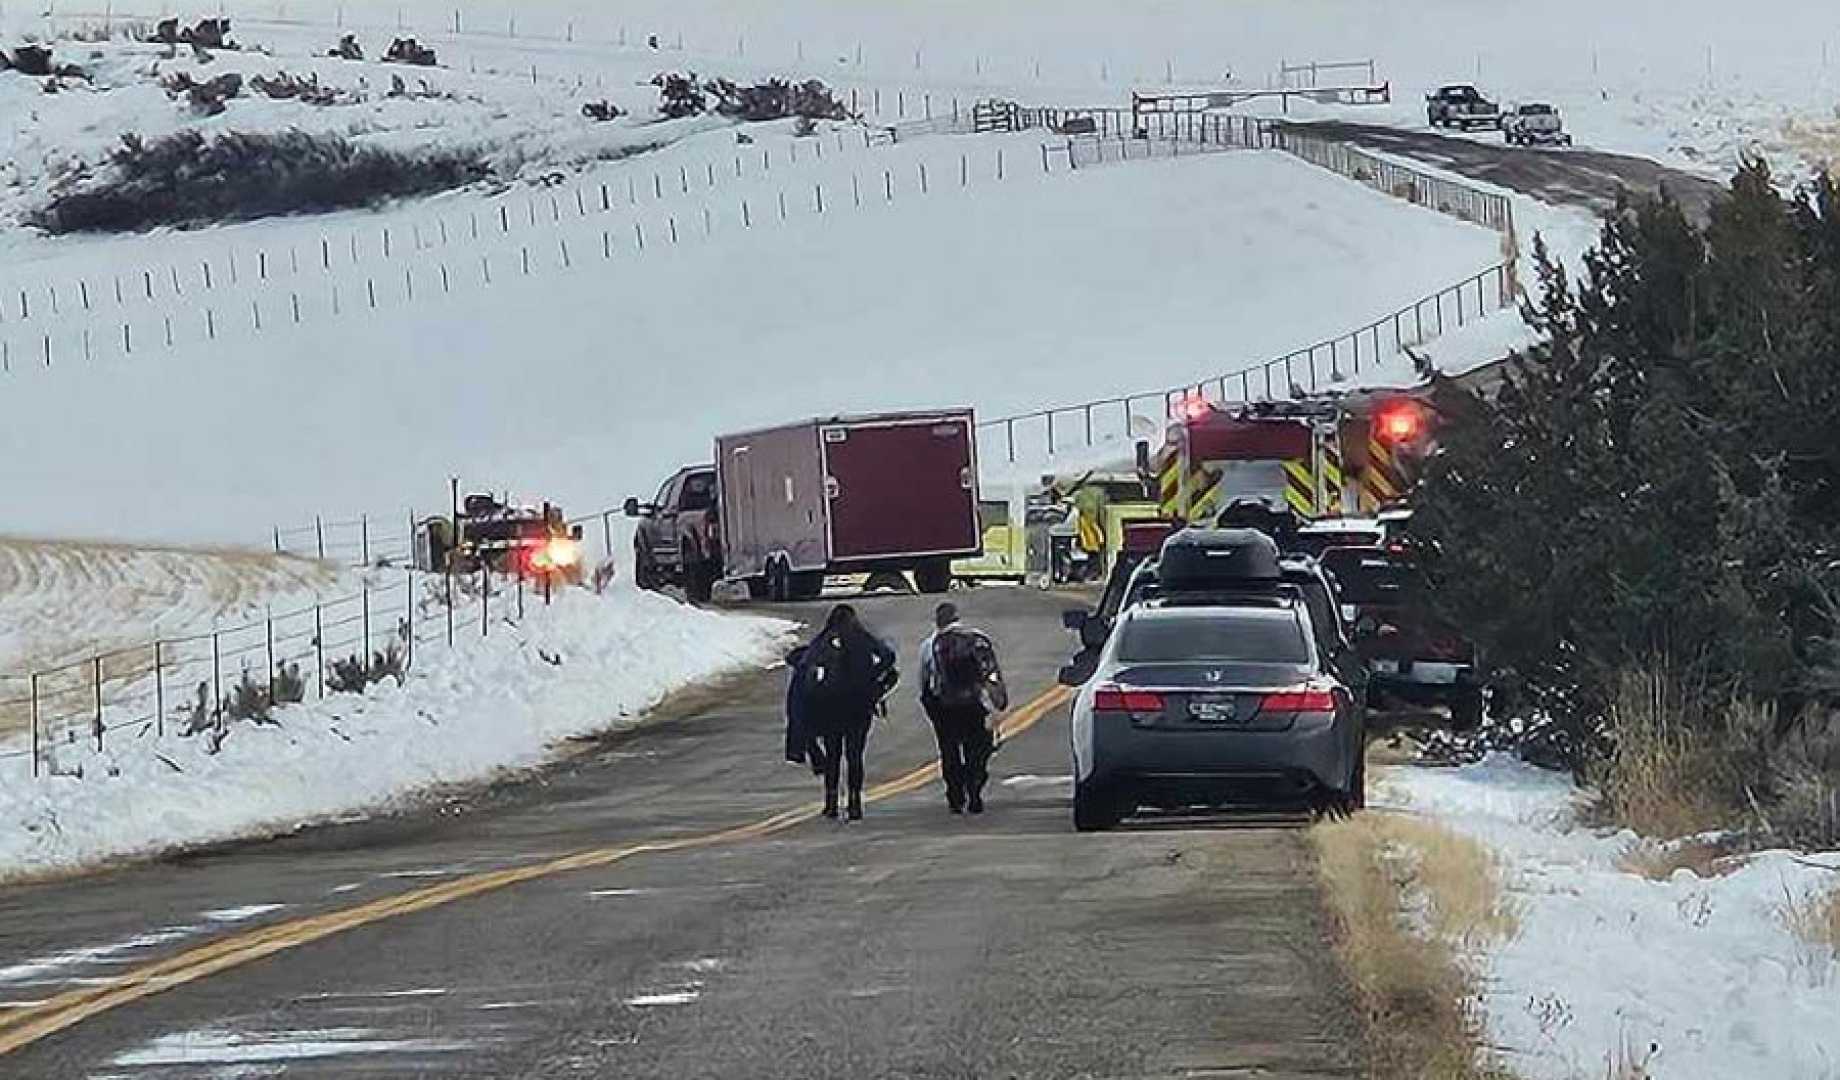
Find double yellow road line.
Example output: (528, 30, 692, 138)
(0, 685, 1072, 1057)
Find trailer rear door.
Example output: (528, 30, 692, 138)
(821, 414, 979, 562)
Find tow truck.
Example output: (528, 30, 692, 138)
(413, 494, 584, 582)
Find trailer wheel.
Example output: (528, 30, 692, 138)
(913, 559, 952, 594)
(790, 571, 826, 601)
(745, 576, 771, 600)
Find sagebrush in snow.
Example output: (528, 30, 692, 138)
(327, 643, 405, 694)
(30, 129, 492, 233)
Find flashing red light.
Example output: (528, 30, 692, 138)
(1259, 688, 1337, 713)
(1094, 685, 1166, 713)
(528, 536, 581, 572)
(1373, 400, 1426, 445)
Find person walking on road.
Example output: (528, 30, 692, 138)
(919, 602, 1009, 815)
(793, 604, 898, 821)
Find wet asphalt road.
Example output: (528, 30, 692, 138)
(1291, 119, 1728, 222)
(0, 586, 1359, 1079)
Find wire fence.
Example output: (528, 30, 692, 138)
(0, 562, 573, 778)
(957, 107, 1520, 466)
(975, 260, 1515, 466)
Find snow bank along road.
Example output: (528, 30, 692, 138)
(0, 588, 1361, 1078)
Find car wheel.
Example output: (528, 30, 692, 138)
(1343, 751, 1367, 813)
(633, 550, 661, 592)
(1073, 782, 1124, 832)
(684, 559, 716, 604)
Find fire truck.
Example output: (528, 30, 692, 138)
(1146, 392, 1435, 527)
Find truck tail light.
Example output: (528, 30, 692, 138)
(1093, 685, 1164, 713)
(1259, 688, 1337, 713)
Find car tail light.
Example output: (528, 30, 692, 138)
(1259, 688, 1337, 713)
(1093, 685, 1165, 713)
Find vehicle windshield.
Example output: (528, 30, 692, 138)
(1115, 610, 1310, 664)
(1320, 549, 1419, 605)
(1522, 104, 1555, 114)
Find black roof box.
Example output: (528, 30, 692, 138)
(1156, 528, 1282, 588)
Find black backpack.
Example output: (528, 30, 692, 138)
(931, 628, 988, 707)
(802, 630, 872, 711)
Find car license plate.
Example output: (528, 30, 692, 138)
(1188, 697, 1241, 724)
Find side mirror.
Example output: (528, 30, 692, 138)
(622, 497, 643, 518)
(1061, 609, 1089, 633)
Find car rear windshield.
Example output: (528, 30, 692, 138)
(1115, 611, 1309, 664)
(1522, 104, 1554, 114)
(1321, 549, 1419, 604)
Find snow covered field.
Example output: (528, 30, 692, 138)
(10, 0, 1836, 182)
(0, 583, 790, 880)
(1380, 759, 1840, 1079)
(0, 141, 1502, 549)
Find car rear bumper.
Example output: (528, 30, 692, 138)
(1085, 714, 1353, 795)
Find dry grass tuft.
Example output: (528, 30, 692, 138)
(1780, 882, 1840, 962)
(1312, 808, 1518, 1080)
(1593, 668, 1752, 840)
(1615, 837, 1745, 881)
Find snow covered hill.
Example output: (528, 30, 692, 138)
(0, 134, 1502, 548)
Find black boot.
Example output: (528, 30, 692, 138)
(966, 790, 985, 814)
(846, 792, 864, 821)
(822, 787, 839, 819)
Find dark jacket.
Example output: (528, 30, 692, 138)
(784, 645, 813, 764)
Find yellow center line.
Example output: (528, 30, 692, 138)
(0, 684, 1073, 1056)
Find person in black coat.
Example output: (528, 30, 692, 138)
(791, 604, 897, 820)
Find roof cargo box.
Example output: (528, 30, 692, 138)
(1157, 528, 1282, 589)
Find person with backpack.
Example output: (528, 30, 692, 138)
(919, 602, 1009, 814)
(795, 604, 898, 821)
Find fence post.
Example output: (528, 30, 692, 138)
(315, 515, 326, 560)
(92, 656, 103, 752)
(602, 511, 614, 563)
(151, 639, 166, 737)
(211, 630, 222, 728)
(362, 583, 371, 659)
(360, 514, 370, 566)
(481, 564, 490, 636)
(518, 570, 526, 620)
(315, 604, 325, 698)
(29, 673, 40, 779)
(406, 568, 414, 671)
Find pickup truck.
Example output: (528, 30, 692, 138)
(1501, 102, 1571, 146)
(1319, 544, 1484, 730)
(1426, 84, 1500, 130)
(626, 465, 723, 601)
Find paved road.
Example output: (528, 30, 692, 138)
(1293, 120, 1728, 222)
(0, 586, 1359, 1079)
